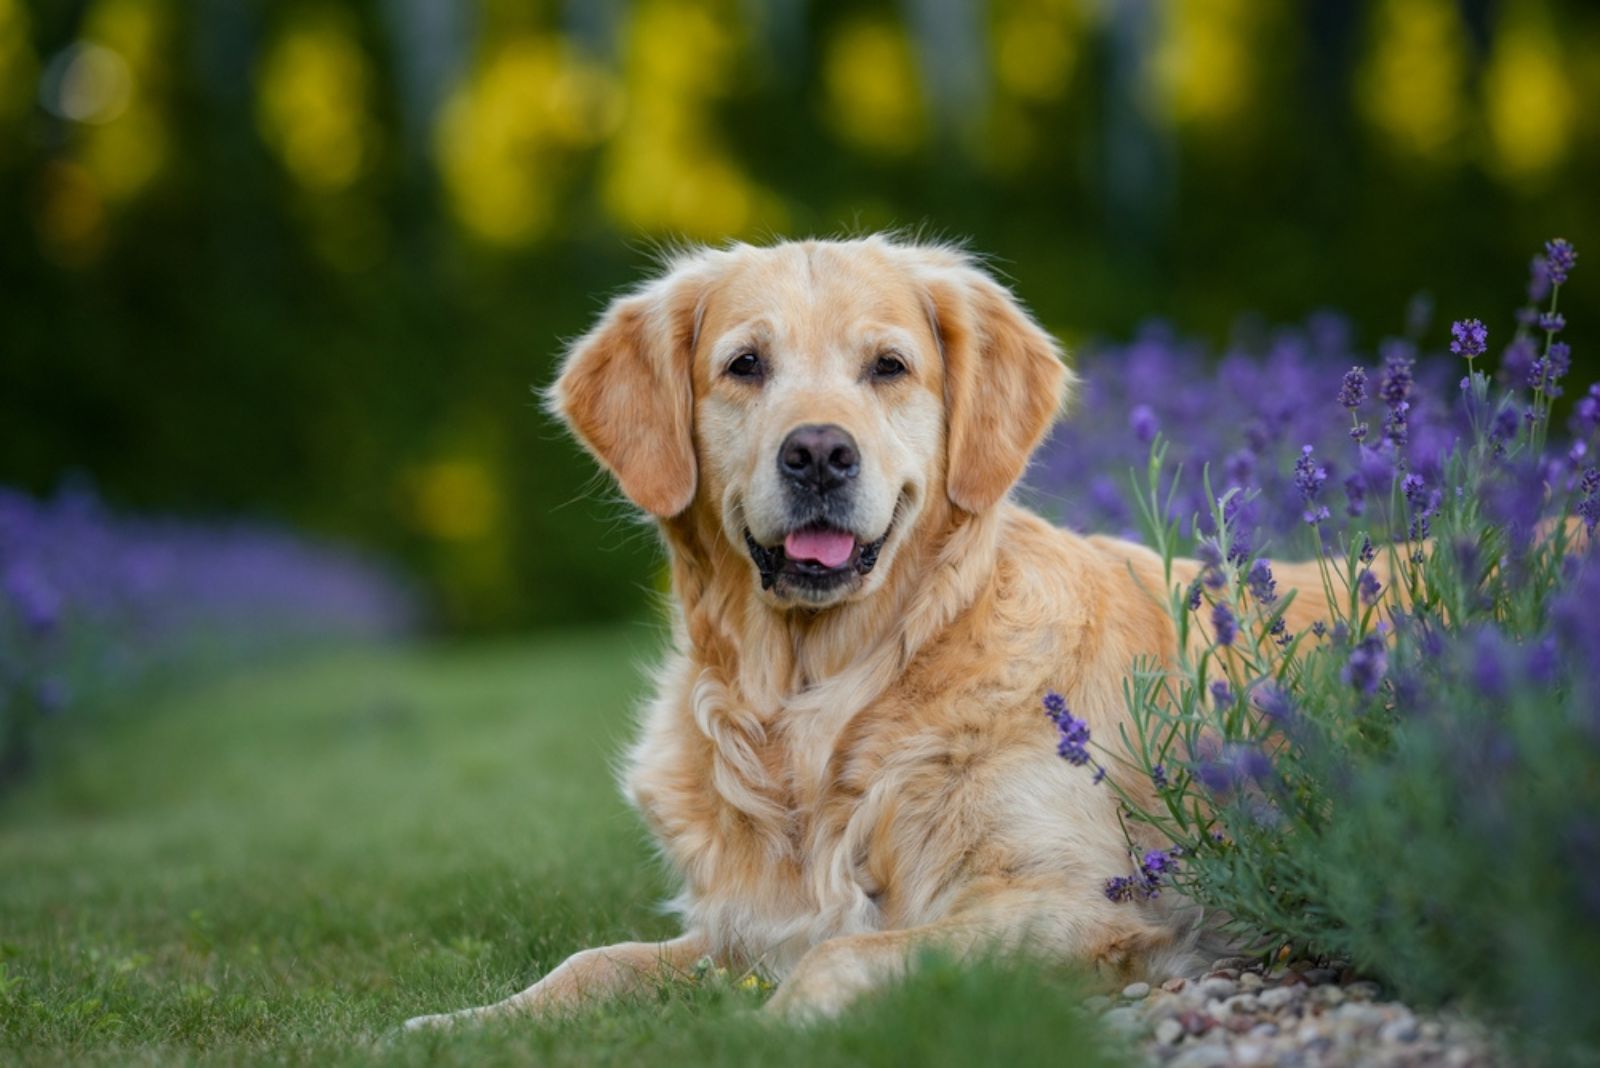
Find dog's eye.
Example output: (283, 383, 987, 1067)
(872, 354, 908, 380)
(727, 352, 763, 380)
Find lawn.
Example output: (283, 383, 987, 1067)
(0, 627, 1123, 1066)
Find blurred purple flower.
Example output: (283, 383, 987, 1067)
(1343, 635, 1388, 695)
(1450, 319, 1487, 360)
(1544, 238, 1577, 286)
(1130, 404, 1159, 444)
(1212, 601, 1237, 647)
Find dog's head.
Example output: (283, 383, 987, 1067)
(549, 236, 1070, 610)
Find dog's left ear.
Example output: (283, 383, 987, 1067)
(546, 256, 713, 518)
(913, 251, 1073, 513)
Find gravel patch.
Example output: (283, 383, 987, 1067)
(1083, 956, 1499, 1067)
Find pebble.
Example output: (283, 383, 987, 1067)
(1380, 1017, 1421, 1044)
(1075, 955, 1498, 1068)
(1170, 1045, 1231, 1068)
(1257, 985, 1301, 1010)
(1154, 1018, 1184, 1046)
(1101, 1006, 1141, 1033)
(1310, 983, 1346, 1006)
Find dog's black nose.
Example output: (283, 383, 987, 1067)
(779, 424, 859, 494)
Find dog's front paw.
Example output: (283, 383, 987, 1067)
(403, 1008, 477, 1032)
(763, 949, 878, 1022)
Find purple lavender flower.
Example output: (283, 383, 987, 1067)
(1380, 343, 1415, 406)
(1539, 312, 1566, 335)
(1139, 848, 1178, 895)
(1152, 763, 1169, 789)
(4, 562, 62, 635)
(1252, 682, 1294, 724)
(1358, 569, 1382, 607)
(1502, 337, 1537, 384)
(1104, 876, 1138, 903)
(1044, 691, 1093, 766)
(1042, 691, 1067, 719)
(1130, 404, 1159, 444)
(1211, 601, 1237, 647)
(1211, 679, 1234, 708)
(1549, 342, 1571, 383)
(1338, 367, 1368, 409)
(1342, 635, 1388, 695)
(1576, 384, 1600, 437)
(1544, 238, 1577, 286)
(1247, 559, 1277, 605)
(1450, 319, 1487, 360)
(1579, 467, 1600, 534)
(1528, 254, 1553, 303)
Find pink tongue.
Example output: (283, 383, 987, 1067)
(784, 528, 856, 568)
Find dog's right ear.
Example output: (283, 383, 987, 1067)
(546, 258, 712, 518)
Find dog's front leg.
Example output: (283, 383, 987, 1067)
(404, 932, 709, 1030)
(763, 926, 963, 1021)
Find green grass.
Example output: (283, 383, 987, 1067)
(0, 627, 1126, 1066)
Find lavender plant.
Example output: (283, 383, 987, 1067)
(1034, 240, 1599, 1053)
(0, 483, 416, 781)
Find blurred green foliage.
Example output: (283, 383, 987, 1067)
(1, 0, 1597, 630)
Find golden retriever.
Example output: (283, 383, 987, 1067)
(406, 235, 1345, 1029)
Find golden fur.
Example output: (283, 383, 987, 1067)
(406, 235, 1351, 1029)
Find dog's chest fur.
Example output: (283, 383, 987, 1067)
(620, 536, 1090, 975)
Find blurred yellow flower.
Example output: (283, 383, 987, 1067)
(992, 0, 1081, 103)
(822, 16, 925, 156)
(407, 460, 501, 542)
(437, 36, 620, 246)
(1356, 0, 1469, 164)
(1154, 0, 1260, 127)
(1483, 9, 1573, 183)
(600, 0, 781, 239)
(75, 0, 171, 203)
(0, 0, 39, 127)
(256, 11, 377, 193)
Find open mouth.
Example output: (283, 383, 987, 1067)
(743, 522, 888, 593)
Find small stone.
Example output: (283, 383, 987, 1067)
(1380, 1017, 1420, 1044)
(1334, 1002, 1387, 1032)
(1225, 1014, 1256, 1034)
(1345, 980, 1382, 1001)
(1231, 1040, 1269, 1066)
(1122, 981, 1151, 1000)
(1225, 993, 1261, 1014)
(1248, 1022, 1279, 1038)
(1258, 985, 1302, 1010)
(1205, 967, 1242, 981)
(1178, 1009, 1215, 1036)
(1238, 971, 1264, 992)
(1154, 1017, 1185, 1046)
(1304, 967, 1339, 986)
(1311, 984, 1346, 1006)
(1198, 977, 1238, 1000)
(1084, 994, 1112, 1012)
(1289, 959, 1315, 972)
(1210, 956, 1255, 972)
(1278, 970, 1307, 986)
(1171, 1044, 1232, 1068)
(1420, 1021, 1444, 1041)
(1101, 1005, 1141, 1033)
(1161, 977, 1188, 994)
